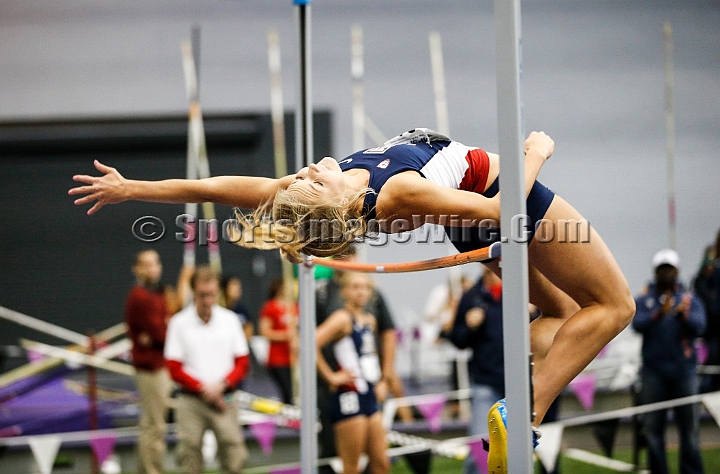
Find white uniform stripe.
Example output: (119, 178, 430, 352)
(420, 141, 476, 189)
(333, 336, 369, 394)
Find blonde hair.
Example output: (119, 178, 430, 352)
(229, 187, 373, 263)
(339, 272, 375, 292)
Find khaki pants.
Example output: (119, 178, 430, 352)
(135, 368, 172, 474)
(175, 394, 248, 474)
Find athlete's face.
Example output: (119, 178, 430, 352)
(343, 273, 373, 308)
(286, 157, 346, 202)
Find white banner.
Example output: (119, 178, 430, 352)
(28, 435, 62, 474)
(703, 392, 720, 428)
(534, 422, 563, 473)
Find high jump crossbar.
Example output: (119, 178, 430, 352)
(311, 241, 501, 274)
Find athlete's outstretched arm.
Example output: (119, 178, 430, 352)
(69, 160, 295, 215)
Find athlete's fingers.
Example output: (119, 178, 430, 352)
(71, 174, 97, 185)
(73, 193, 100, 206)
(68, 185, 96, 196)
(94, 160, 115, 174)
(87, 201, 105, 216)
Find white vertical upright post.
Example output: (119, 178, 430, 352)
(664, 21, 676, 251)
(295, 1, 317, 474)
(268, 30, 295, 287)
(182, 31, 199, 268)
(350, 24, 370, 264)
(494, 1, 534, 473)
(351, 24, 365, 152)
(429, 31, 450, 137)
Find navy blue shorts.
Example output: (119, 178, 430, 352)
(444, 179, 555, 254)
(326, 388, 379, 424)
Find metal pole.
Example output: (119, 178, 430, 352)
(268, 29, 295, 287)
(494, 0, 534, 473)
(664, 21, 676, 251)
(181, 37, 223, 274)
(350, 24, 370, 263)
(294, 1, 317, 474)
(429, 31, 450, 137)
(192, 25, 201, 95)
(295, 1, 313, 172)
(299, 259, 317, 474)
(351, 24, 365, 152)
(87, 331, 99, 474)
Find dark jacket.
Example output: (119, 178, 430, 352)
(449, 279, 505, 394)
(632, 283, 706, 378)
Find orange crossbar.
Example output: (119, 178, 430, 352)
(310, 242, 501, 274)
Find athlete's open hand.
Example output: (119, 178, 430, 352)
(524, 131, 554, 161)
(69, 160, 128, 215)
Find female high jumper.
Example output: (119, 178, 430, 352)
(70, 128, 635, 473)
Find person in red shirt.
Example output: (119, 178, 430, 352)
(259, 279, 298, 405)
(124, 249, 173, 474)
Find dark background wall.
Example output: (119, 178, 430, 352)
(0, 112, 332, 346)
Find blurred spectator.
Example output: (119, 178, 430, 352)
(632, 249, 706, 474)
(316, 246, 411, 419)
(315, 246, 410, 474)
(694, 230, 720, 392)
(259, 278, 298, 405)
(316, 272, 390, 474)
(424, 273, 473, 419)
(165, 266, 250, 474)
(449, 267, 504, 474)
(221, 275, 254, 345)
(125, 249, 173, 474)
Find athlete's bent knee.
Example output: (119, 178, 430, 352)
(612, 289, 636, 333)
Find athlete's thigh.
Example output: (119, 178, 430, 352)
(364, 413, 389, 472)
(528, 194, 630, 308)
(334, 416, 368, 465)
(483, 258, 579, 319)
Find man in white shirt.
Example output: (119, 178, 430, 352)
(165, 266, 250, 474)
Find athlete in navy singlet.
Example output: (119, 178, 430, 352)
(338, 128, 555, 252)
(316, 272, 390, 474)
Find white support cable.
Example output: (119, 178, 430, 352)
(0, 306, 87, 345)
(563, 449, 637, 472)
(0, 323, 127, 388)
(390, 388, 471, 408)
(19, 339, 135, 376)
(559, 391, 714, 428)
